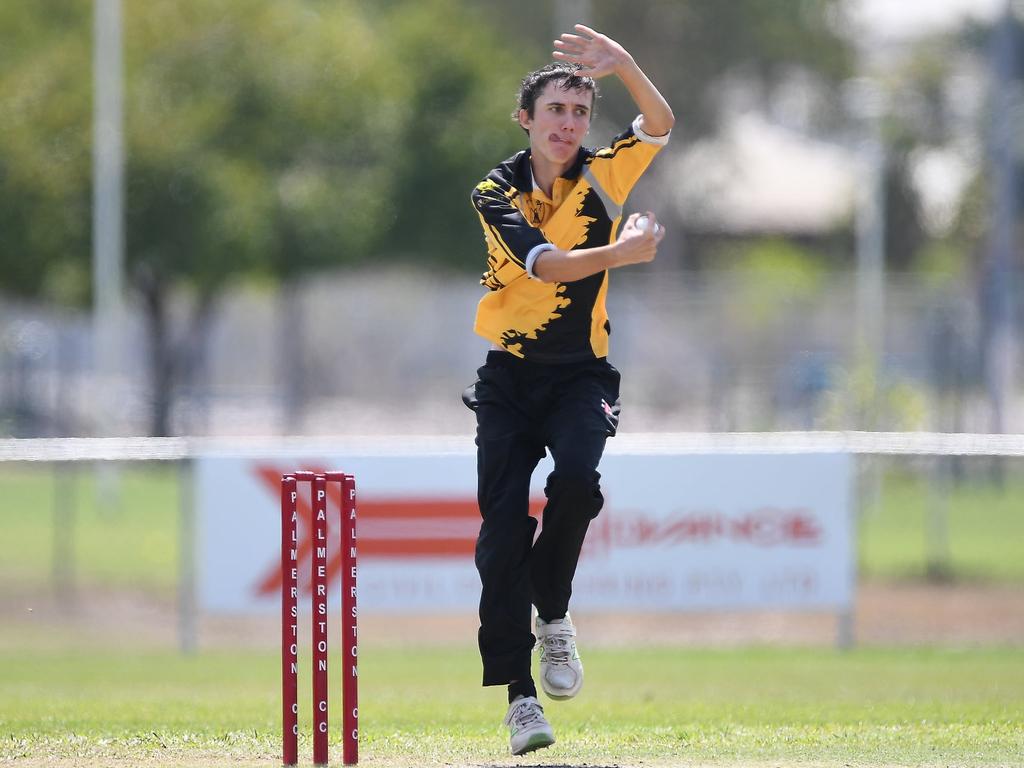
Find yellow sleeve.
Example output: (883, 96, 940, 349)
(586, 116, 670, 205)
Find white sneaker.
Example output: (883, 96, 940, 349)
(536, 612, 584, 700)
(503, 696, 555, 756)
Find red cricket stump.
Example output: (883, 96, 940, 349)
(281, 477, 299, 767)
(281, 472, 359, 766)
(340, 474, 358, 766)
(312, 474, 329, 766)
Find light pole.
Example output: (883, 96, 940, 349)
(92, 0, 125, 518)
(983, 2, 1019, 434)
(843, 77, 888, 429)
(92, 0, 125, 436)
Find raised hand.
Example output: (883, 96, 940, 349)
(552, 24, 631, 79)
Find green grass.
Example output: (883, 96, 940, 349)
(0, 464, 181, 594)
(859, 461, 1024, 582)
(0, 645, 1021, 766)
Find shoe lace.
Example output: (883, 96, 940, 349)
(506, 699, 545, 729)
(536, 631, 575, 665)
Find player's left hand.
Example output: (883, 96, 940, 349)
(552, 24, 631, 79)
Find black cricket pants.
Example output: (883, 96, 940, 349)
(463, 351, 621, 686)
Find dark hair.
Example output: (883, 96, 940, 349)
(513, 62, 599, 128)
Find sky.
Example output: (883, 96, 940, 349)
(853, 0, 1008, 38)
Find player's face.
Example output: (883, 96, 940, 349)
(519, 81, 593, 170)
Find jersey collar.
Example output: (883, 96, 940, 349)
(517, 147, 589, 193)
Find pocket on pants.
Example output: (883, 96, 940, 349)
(601, 395, 621, 436)
(596, 361, 622, 436)
(463, 359, 515, 412)
(462, 362, 495, 411)
(462, 381, 479, 411)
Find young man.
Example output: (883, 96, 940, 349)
(463, 24, 673, 755)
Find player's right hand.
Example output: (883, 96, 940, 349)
(616, 211, 665, 265)
(553, 24, 631, 79)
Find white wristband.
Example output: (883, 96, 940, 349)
(525, 243, 556, 280)
(632, 114, 671, 146)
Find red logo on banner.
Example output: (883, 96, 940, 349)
(585, 507, 822, 554)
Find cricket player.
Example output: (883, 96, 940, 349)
(463, 23, 673, 755)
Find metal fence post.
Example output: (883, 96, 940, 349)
(178, 458, 198, 654)
(52, 463, 78, 610)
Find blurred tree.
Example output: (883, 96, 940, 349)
(0, 2, 92, 304)
(0, 0, 533, 435)
(121, 0, 406, 434)
(871, 35, 963, 271)
(377, 0, 532, 268)
(882, 145, 927, 271)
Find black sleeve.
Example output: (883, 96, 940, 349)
(470, 167, 548, 268)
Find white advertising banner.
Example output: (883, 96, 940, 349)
(197, 450, 852, 614)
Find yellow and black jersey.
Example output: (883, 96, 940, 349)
(471, 116, 669, 362)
